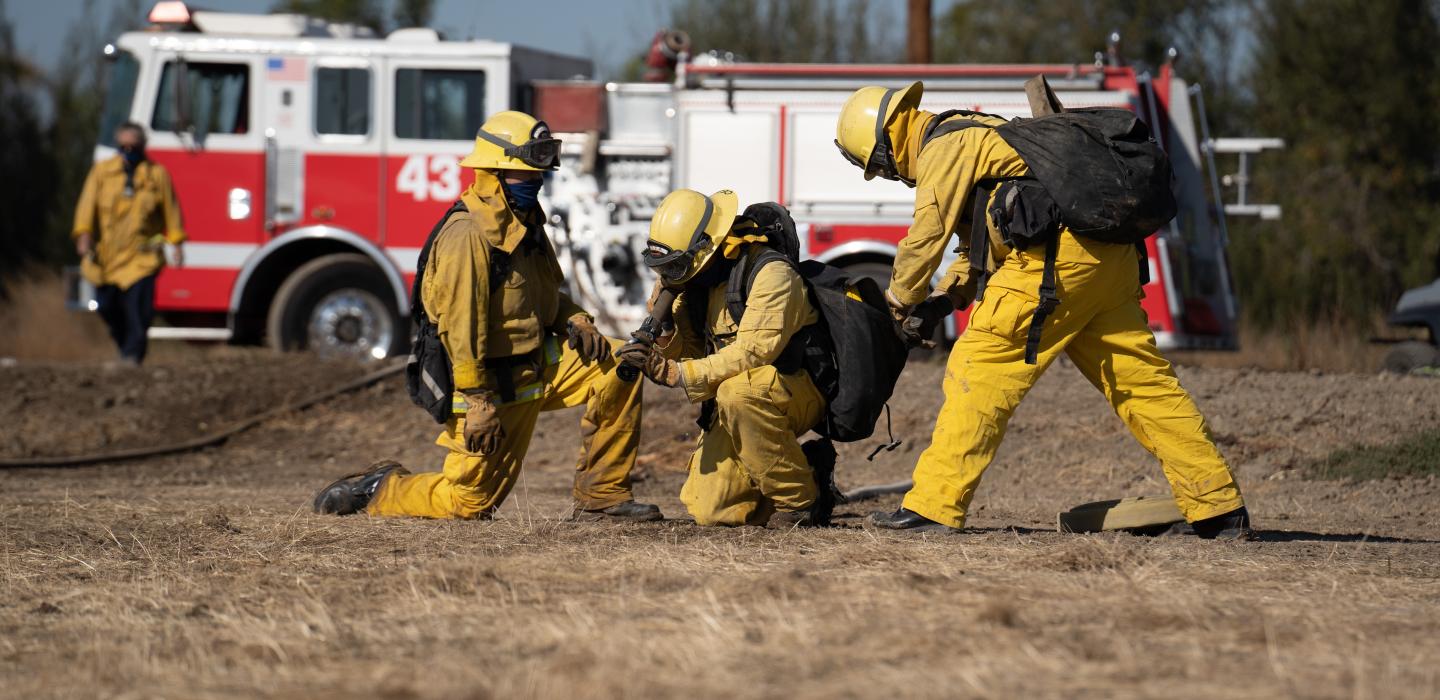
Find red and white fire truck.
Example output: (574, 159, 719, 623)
(84, 2, 1253, 360)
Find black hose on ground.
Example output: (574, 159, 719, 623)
(0, 361, 405, 469)
(841, 480, 913, 502)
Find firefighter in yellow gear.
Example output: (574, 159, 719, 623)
(72, 121, 186, 365)
(835, 82, 1250, 537)
(313, 111, 659, 522)
(617, 189, 830, 528)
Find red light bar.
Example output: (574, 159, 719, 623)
(148, 1, 192, 25)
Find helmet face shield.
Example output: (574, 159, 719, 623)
(505, 136, 561, 170)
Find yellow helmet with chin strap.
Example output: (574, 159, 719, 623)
(459, 110, 562, 171)
(643, 189, 739, 284)
(835, 81, 923, 183)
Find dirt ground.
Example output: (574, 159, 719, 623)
(2, 346, 1439, 699)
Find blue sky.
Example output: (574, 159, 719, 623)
(8, 0, 966, 79)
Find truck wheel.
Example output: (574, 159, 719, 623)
(1382, 341, 1440, 374)
(267, 253, 405, 362)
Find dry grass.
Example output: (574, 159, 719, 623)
(0, 272, 114, 361)
(4, 485, 1440, 699)
(1172, 317, 1392, 373)
(4, 352, 1440, 698)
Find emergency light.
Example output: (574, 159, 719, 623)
(148, 2, 192, 27)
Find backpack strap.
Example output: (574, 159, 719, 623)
(969, 181, 999, 303)
(411, 200, 512, 323)
(410, 200, 468, 323)
(724, 247, 809, 376)
(921, 109, 1005, 149)
(1023, 235, 1061, 365)
(725, 247, 795, 325)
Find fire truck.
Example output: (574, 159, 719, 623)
(84, 2, 1254, 360)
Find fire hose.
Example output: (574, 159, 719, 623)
(0, 361, 406, 469)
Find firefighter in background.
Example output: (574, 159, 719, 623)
(617, 189, 829, 528)
(313, 111, 660, 522)
(834, 82, 1251, 537)
(72, 121, 185, 365)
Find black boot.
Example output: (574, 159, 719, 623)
(575, 500, 663, 522)
(867, 507, 961, 533)
(313, 460, 408, 515)
(1190, 506, 1253, 541)
(801, 437, 841, 526)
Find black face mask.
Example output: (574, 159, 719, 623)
(120, 145, 146, 168)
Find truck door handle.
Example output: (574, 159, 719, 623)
(228, 188, 253, 220)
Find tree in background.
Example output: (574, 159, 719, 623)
(0, 0, 58, 294)
(619, 0, 897, 78)
(937, 0, 1440, 331)
(392, 0, 435, 29)
(272, 0, 434, 34)
(935, 0, 1246, 132)
(1232, 0, 1440, 328)
(272, 0, 386, 33)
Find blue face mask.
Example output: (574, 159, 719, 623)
(120, 146, 145, 167)
(503, 178, 543, 210)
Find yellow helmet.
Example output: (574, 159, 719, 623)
(643, 189, 739, 284)
(835, 81, 923, 183)
(459, 110, 562, 171)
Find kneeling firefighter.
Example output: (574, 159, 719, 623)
(834, 81, 1250, 537)
(617, 189, 836, 527)
(313, 111, 659, 522)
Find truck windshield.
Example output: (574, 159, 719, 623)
(97, 49, 140, 148)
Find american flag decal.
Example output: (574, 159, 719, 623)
(267, 57, 307, 81)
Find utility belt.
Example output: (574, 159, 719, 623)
(452, 335, 562, 412)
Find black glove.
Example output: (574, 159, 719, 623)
(901, 295, 956, 348)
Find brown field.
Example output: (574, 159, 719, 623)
(2, 345, 1439, 699)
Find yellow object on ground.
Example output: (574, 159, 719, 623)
(862, 87, 1245, 529)
(72, 156, 186, 290)
(420, 170, 587, 390)
(367, 335, 641, 519)
(1057, 496, 1185, 533)
(658, 245, 824, 525)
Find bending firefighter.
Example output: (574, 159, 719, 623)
(835, 82, 1250, 537)
(313, 111, 659, 522)
(72, 121, 186, 365)
(617, 189, 834, 527)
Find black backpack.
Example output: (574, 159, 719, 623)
(716, 202, 909, 443)
(405, 200, 511, 423)
(922, 108, 1177, 363)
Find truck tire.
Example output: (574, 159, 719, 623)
(1382, 341, 1440, 374)
(267, 253, 405, 362)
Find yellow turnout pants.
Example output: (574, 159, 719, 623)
(368, 338, 641, 519)
(681, 365, 824, 526)
(903, 233, 1244, 529)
